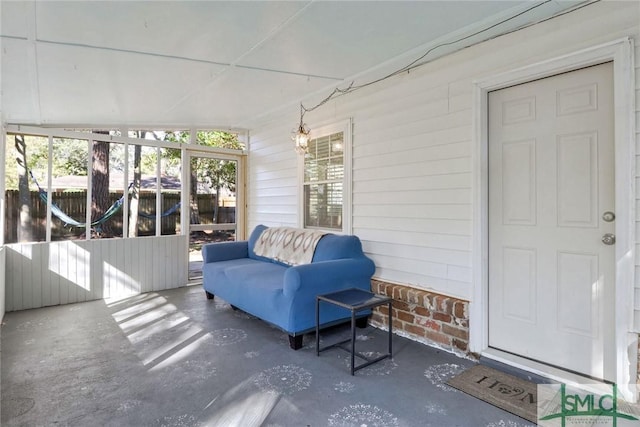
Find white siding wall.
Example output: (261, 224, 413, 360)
(4, 235, 188, 311)
(248, 124, 300, 229)
(249, 1, 639, 302)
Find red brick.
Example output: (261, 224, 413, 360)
(418, 292, 429, 308)
(397, 311, 415, 323)
(380, 283, 390, 296)
(424, 294, 436, 311)
(433, 312, 452, 323)
(442, 324, 468, 340)
(392, 300, 410, 312)
(454, 301, 467, 319)
(357, 279, 477, 355)
(438, 297, 452, 314)
(371, 313, 386, 325)
(373, 282, 384, 296)
(393, 286, 407, 301)
(414, 306, 431, 317)
(376, 305, 390, 316)
(380, 284, 388, 295)
(426, 330, 451, 346)
(452, 338, 468, 352)
(455, 318, 469, 328)
(371, 280, 387, 294)
(370, 281, 379, 294)
(416, 317, 441, 332)
(407, 289, 420, 304)
(404, 323, 427, 338)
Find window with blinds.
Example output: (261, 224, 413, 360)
(303, 131, 344, 230)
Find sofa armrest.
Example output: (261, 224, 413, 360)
(283, 258, 375, 298)
(202, 241, 249, 263)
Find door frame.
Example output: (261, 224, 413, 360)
(470, 38, 636, 400)
(182, 148, 247, 281)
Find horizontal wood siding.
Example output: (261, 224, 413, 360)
(4, 235, 188, 311)
(248, 124, 299, 231)
(249, 2, 639, 302)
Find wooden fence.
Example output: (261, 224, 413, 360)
(4, 190, 235, 243)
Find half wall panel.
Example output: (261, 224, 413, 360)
(4, 235, 188, 311)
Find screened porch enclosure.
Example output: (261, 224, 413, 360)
(1, 127, 246, 310)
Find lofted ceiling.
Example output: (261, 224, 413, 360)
(0, 1, 586, 130)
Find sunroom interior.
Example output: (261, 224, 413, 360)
(0, 0, 599, 308)
(1, 0, 640, 424)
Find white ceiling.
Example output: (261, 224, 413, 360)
(1, 1, 586, 130)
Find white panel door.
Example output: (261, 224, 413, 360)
(488, 63, 615, 381)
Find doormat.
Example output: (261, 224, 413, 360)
(446, 364, 538, 423)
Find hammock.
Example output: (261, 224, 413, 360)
(29, 171, 128, 228)
(138, 202, 181, 220)
(39, 191, 125, 228)
(29, 171, 180, 228)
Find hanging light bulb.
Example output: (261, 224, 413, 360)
(292, 123, 311, 155)
(292, 104, 311, 155)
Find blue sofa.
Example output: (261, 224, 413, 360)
(201, 225, 376, 349)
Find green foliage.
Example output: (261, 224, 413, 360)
(5, 135, 50, 189)
(4, 130, 242, 194)
(52, 138, 89, 177)
(165, 130, 242, 194)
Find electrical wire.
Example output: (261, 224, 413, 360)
(299, 0, 599, 121)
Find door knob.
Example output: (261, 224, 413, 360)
(602, 233, 616, 245)
(602, 211, 615, 222)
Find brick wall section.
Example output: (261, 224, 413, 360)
(370, 279, 470, 353)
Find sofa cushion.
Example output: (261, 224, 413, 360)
(248, 224, 274, 263)
(224, 262, 287, 290)
(202, 258, 259, 285)
(206, 261, 290, 328)
(312, 233, 364, 262)
(253, 227, 326, 266)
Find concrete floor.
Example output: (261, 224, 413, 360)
(2, 285, 535, 427)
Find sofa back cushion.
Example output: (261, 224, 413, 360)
(312, 233, 364, 262)
(248, 224, 273, 263)
(248, 225, 366, 264)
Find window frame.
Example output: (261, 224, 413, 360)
(1, 125, 247, 245)
(298, 119, 352, 234)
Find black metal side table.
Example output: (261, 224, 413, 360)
(316, 288, 393, 375)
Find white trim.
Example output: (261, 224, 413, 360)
(185, 150, 245, 234)
(45, 135, 53, 242)
(297, 118, 353, 234)
(0, 122, 6, 246)
(471, 38, 636, 400)
(4, 125, 247, 156)
(85, 139, 93, 239)
(189, 223, 237, 232)
(482, 348, 616, 391)
(122, 139, 129, 238)
(155, 147, 162, 237)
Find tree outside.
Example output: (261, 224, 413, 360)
(4, 130, 241, 244)
(163, 130, 242, 226)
